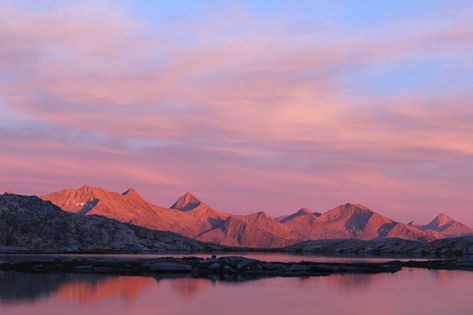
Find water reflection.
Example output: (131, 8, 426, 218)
(296, 273, 376, 292)
(0, 272, 217, 304)
(55, 276, 156, 304)
(169, 278, 212, 300)
(1, 269, 472, 315)
(0, 272, 109, 304)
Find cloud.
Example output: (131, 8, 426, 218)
(0, 2, 472, 224)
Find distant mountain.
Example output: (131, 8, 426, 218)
(41, 186, 473, 248)
(197, 211, 294, 248)
(411, 213, 473, 237)
(280, 203, 434, 241)
(278, 208, 320, 223)
(0, 193, 220, 253)
(43, 185, 159, 219)
(171, 192, 203, 211)
(42, 187, 228, 238)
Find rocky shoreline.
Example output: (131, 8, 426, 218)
(283, 236, 473, 257)
(1, 255, 472, 280)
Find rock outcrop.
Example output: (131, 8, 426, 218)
(2, 255, 473, 282)
(0, 193, 220, 253)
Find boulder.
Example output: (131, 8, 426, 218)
(222, 265, 236, 273)
(208, 263, 221, 272)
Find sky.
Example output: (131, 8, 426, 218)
(0, 1, 472, 224)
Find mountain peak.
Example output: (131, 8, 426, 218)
(333, 203, 373, 215)
(421, 212, 473, 235)
(297, 208, 312, 214)
(253, 211, 271, 218)
(122, 187, 141, 198)
(171, 192, 202, 211)
(77, 184, 104, 194)
(279, 208, 314, 223)
(430, 213, 453, 227)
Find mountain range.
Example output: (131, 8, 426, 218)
(0, 193, 220, 253)
(41, 185, 473, 248)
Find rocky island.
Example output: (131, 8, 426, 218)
(1, 255, 473, 281)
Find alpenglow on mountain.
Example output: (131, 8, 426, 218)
(41, 185, 473, 248)
(0, 192, 221, 252)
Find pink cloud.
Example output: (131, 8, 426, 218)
(0, 3, 472, 225)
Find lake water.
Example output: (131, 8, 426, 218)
(0, 255, 472, 315)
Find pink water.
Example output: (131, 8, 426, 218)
(1, 267, 472, 315)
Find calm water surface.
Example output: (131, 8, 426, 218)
(0, 254, 471, 315)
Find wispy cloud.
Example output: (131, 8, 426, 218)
(0, 2, 472, 224)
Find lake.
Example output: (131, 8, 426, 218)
(0, 254, 471, 315)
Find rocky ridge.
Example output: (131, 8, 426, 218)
(284, 236, 473, 256)
(0, 193, 221, 253)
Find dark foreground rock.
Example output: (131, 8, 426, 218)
(1, 255, 472, 280)
(0, 256, 401, 279)
(0, 194, 222, 253)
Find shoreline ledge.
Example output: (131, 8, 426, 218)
(1, 256, 473, 280)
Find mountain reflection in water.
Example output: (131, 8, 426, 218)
(0, 269, 472, 315)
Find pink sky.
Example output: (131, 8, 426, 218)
(1, 2, 472, 225)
